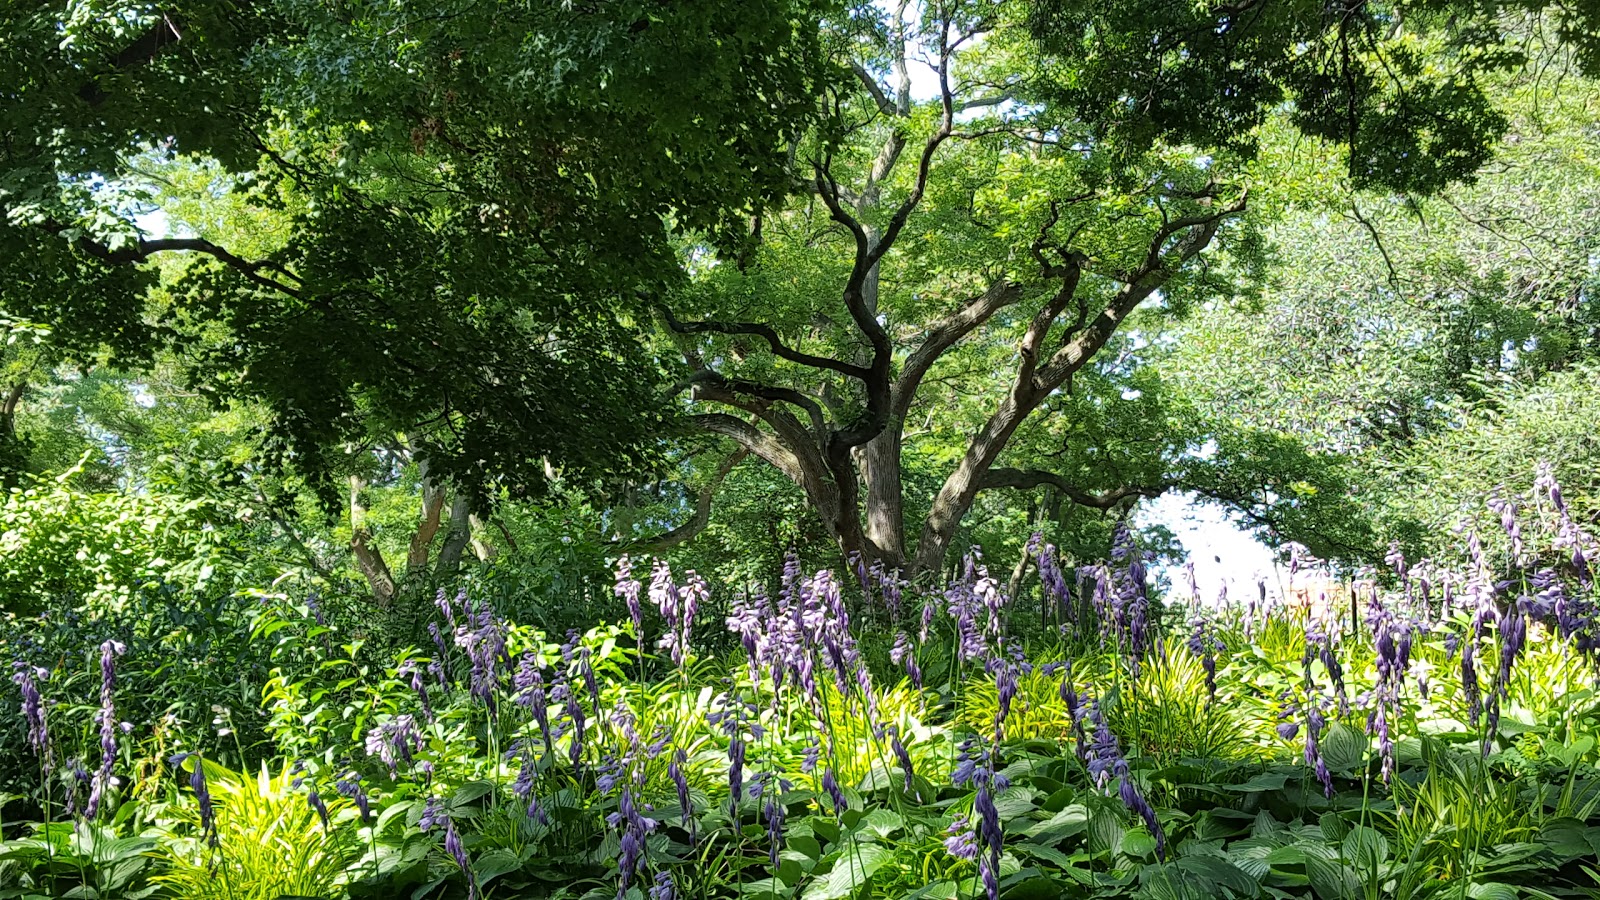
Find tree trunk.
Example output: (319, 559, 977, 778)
(436, 494, 473, 575)
(858, 418, 907, 568)
(909, 386, 1035, 578)
(468, 513, 497, 562)
(349, 475, 398, 605)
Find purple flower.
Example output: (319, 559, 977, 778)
(763, 795, 787, 867)
(669, 748, 694, 844)
(606, 787, 658, 900)
(427, 622, 452, 686)
(1118, 772, 1165, 859)
(875, 562, 905, 619)
(1276, 720, 1300, 741)
(513, 656, 552, 750)
(454, 597, 506, 718)
(365, 714, 423, 777)
(419, 796, 448, 832)
(649, 872, 675, 900)
(944, 815, 979, 860)
(615, 556, 644, 636)
(889, 727, 917, 796)
(171, 753, 218, 846)
(444, 816, 478, 900)
(726, 735, 746, 818)
(727, 591, 766, 678)
(436, 588, 457, 628)
(306, 787, 331, 829)
(62, 757, 89, 818)
(889, 631, 920, 690)
(11, 662, 52, 775)
(1035, 541, 1074, 629)
(821, 766, 847, 814)
(335, 772, 373, 825)
(86, 640, 126, 818)
(1305, 705, 1333, 797)
(402, 661, 435, 722)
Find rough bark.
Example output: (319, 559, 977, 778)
(348, 475, 398, 605)
(674, 10, 1245, 579)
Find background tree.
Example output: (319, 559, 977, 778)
(662, 0, 1587, 579)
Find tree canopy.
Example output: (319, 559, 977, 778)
(4, 0, 1600, 600)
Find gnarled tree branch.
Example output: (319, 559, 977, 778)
(980, 467, 1168, 509)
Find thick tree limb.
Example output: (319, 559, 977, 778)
(894, 278, 1024, 419)
(44, 222, 303, 297)
(689, 413, 805, 484)
(405, 463, 447, 573)
(661, 308, 865, 380)
(623, 449, 749, 552)
(348, 475, 398, 606)
(676, 369, 829, 437)
(850, 61, 899, 117)
(1034, 197, 1245, 390)
(980, 468, 1168, 509)
(435, 495, 473, 574)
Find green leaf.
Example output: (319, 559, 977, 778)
(1226, 771, 1292, 793)
(1120, 828, 1158, 859)
(855, 809, 903, 841)
(1014, 842, 1077, 870)
(1304, 853, 1360, 900)
(473, 848, 525, 885)
(1175, 855, 1260, 896)
(1318, 812, 1350, 843)
(1025, 804, 1088, 842)
(450, 780, 495, 807)
(1341, 825, 1388, 867)
(1466, 884, 1519, 900)
(802, 844, 891, 900)
(1319, 724, 1367, 773)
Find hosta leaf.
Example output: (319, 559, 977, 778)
(1177, 854, 1260, 896)
(856, 809, 903, 841)
(1304, 854, 1360, 900)
(1015, 842, 1076, 869)
(802, 843, 891, 900)
(1026, 804, 1088, 842)
(1466, 884, 1519, 900)
(1121, 828, 1158, 858)
(473, 848, 525, 885)
(903, 882, 959, 900)
(1227, 771, 1292, 793)
(1341, 825, 1388, 867)
(450, 780, 494, 807)
(1319, 724, 1367, 773)
(1318, 813, 1349, 843)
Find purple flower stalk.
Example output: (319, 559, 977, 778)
(427, 622, 452, 687)
(669, 748, 695, 844)
(821, 766, 847, 815)
(889, 726, 917, 796)
(615, 556, 644, 637)
(335, 772, 373, 824)
(85, 640, 126, 818)
(606, 787, 658, 900)
(171, 753, 218, 847)
(12, 662, 52, 775)
(944, 815, 979, 860)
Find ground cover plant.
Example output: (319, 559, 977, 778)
(3, 465, 1599, 900)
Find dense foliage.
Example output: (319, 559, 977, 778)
(5, 1, 1600, 897)
(4, 468, 1600, 899)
